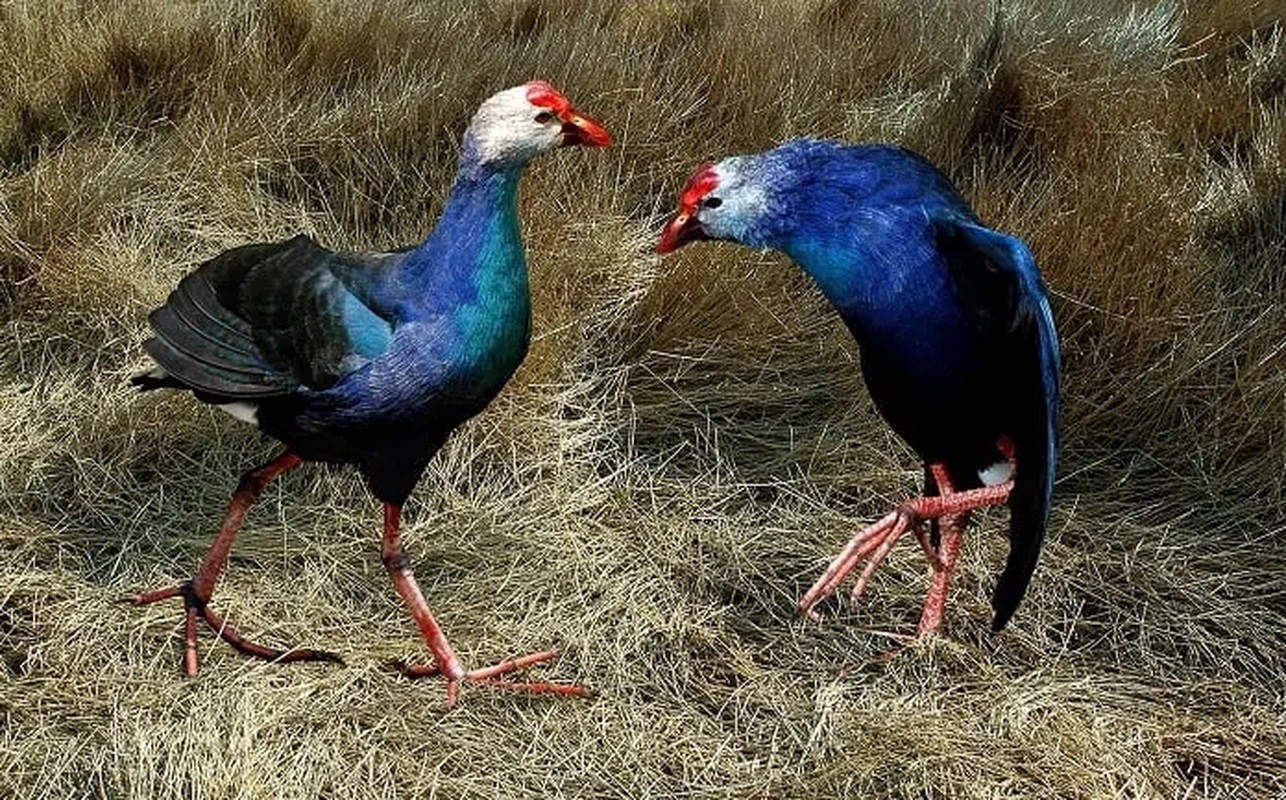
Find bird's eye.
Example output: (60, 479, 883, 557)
(534, 111, 554, 124)
(703, 197, 723, 209)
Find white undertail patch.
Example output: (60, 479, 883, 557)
(217, 402, 260, 425)
(978, 460, 1014, 486)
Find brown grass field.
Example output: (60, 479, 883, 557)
(1, 0, 1284, 797)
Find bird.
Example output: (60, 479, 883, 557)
(127, 81, 612, 706)
(658, 139, 1059, 639)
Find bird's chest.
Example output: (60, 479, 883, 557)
(450, 294, 531, 402)
(805, 242, 994, 445)
(794, 231, 972, 372)
(348, 298, 529, 431)
(407, 217, 532, 408)
(446, 247, 532, 400)
(835, 255, 979, 386)
(851, 307, 978, 386)
(342, 252, 531, 426)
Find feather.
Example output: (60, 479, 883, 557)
(931, 214, 1061, 629)
(141, 236, 398, 400)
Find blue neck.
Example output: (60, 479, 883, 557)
(785, 240, 866, 313)
(779, 219, 905, 334)
(395, 160, 527, 314)
(776, 219, 961, 344)
(385, 156, 532, 393)
(782, 224, 973, 380)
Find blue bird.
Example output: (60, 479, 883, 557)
(128, 81, 611, 705)
(659, 139, 1059, 637)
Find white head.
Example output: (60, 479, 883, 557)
(657, 156, 782, 251)
(465, 81, 613, 168)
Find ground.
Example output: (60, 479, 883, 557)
(0, 1, 1283, 797)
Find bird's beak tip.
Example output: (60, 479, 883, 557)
(658, 212, 704, 254)
(561, 112, 613, 148)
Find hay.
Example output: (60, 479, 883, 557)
(1, 1, 1283, 797)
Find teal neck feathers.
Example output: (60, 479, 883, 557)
(398, 162, 531, 392)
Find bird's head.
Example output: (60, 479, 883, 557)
(465, 81, 613, 168)
(657, 155, 780, 253)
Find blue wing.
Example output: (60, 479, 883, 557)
(933, 214, 1061, 629)
(141, 235, 396, 401)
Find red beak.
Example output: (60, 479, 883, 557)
(658, 211, 707, 254)
(658, 161, 719, 254)
(560, 111, 613, 147)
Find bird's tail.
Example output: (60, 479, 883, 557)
(991, 456, 1048, 630)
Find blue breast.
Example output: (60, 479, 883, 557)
(308, 166, 532, 426)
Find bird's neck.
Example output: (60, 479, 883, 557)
(785, 229, 955, 339)
(780, 220, 890, 321)
(399, 159, 528, 308)
(391, 156, 533, 394)
(785, 232, 973, 380)
(784, 240, 865, 313)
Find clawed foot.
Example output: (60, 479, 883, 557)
(798, 505, 932, 622)
(124, 581, 342, 676)
(393, 648, 591, 708)
(797, 468, 1011, 637)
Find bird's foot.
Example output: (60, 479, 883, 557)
(797, 505, 926, 622)
(394, 648, 591, 708)
(798, 477, 1012, 623)
(124, 581, 342, 676)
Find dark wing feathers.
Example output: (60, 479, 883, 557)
(139, 234, 395, 401)
(142, 337, 286, 398)
(150, 290, 260, 372)
(934, 213, 1061, 630)
(171, 271, 260, 356)
(145, 272, 292, 398)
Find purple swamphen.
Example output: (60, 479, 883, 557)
(128, 81, 612, 705)
(659, 139, 1059, 639)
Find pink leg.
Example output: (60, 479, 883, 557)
(127, 452, 340, 675)
(799, 445, 1015, 633)
(381, 503, 591, 707)
(914, 464, 972, 636)
(915, 510, 970, 635)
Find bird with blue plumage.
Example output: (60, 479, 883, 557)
(660, 138, 1060, 640)
(128, 81, 612, 706)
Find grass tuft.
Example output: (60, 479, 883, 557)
(1, 1, 1283, 797)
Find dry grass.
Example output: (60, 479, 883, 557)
(1, 0, 1284, 797)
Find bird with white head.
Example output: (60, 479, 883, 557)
(127, 81, 611, 707)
